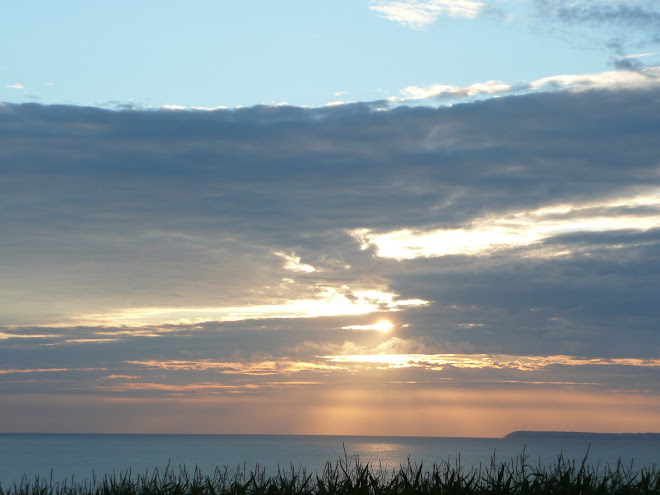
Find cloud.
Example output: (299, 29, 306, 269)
(341, 320, 394, 332)
(609, 51, 659, 71)
(0, 331, 59, 340)
(613, 57, 645, 71)
(64, 287, 429, 327)
(391, 80, 514, 102)
(275, 251, 317, 273)
(352, 190, 660, 259)
(5, 83, 24, 90)
(370, 0, 485, 29)
(0, 368, 73, 375)
(1, 85, 660, 424)
(535, 0, 660, 28)
(530, 66, 660, 91)
(116, 347, 660, 393)
(369, 0, 660, 52)
(391, 66, 660, 103)
(322, 352, 660, 371)
(533, 0, 660, 52)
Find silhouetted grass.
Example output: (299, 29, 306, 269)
(1, 452, 658, 495)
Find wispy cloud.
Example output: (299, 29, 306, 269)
(0, 367, 105, 375)
(126, 359, 337, 376)
(126, 351, 660, 381)
(535, 0, 660, 28)
(391, 80, 513, 102)
(533, 0, 660, 53)
(341, 320, 394, 332)
(370, 0, 485, 29)
(530, 66, 660, 91)
(0, 331, 59, 340)
(5, 83, 24, 90)
(391, 66, 660, 103)
(67, 287, 429, 327)
(323, 353, 660, 371)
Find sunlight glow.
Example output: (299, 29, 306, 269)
(126, 359, 338, 375)
(342, 319, 394, 333)
(352, 190, 660, 260)
(67, 287, 428, 327)
(322, 353, 660, 370)
(374, 320, 394, 333)
(127, 354, 660, 379)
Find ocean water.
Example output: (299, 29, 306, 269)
(0, 434, 658, 486)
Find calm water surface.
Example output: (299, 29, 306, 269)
(0, 434, 658, 486)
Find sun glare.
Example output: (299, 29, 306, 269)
(374, 320, 393, 333)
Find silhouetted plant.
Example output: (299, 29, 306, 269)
(1, 453, 658, 495)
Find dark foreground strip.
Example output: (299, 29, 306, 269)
(2, 453, 659, 495)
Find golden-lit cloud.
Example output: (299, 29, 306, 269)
(0, 332, 59, 340)
(97, 382, 259, 393)
(97, 380, 324, 395)
(0, 367, 106, 375)
(274, 251, 317, 273)
(342, 319, 394, 333)
(126, 359, 339, 375)
(94, 329, 162, 337)
(65, 287, 429, 327)
(125, 352, 660, 380)
(323, 353, 660, 371)
(352, 190, 660, 259)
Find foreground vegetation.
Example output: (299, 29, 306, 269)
(2, 453, 658, 495)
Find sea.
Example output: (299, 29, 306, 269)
(0, 434, 658, 487)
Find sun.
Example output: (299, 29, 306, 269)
(373, 319, 393, 333)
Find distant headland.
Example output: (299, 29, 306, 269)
(505, 431, 660, 441)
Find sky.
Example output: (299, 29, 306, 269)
(1, 0, 660, 437)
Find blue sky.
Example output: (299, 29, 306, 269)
(1, 1, 660, 436)
(4, 0, 659, 109)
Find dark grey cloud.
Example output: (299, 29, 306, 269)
(387, 242, 660, 357)
(612, 56, 645, 71)
(1, 87, 660, 417)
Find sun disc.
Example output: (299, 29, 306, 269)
(374, 319, 393, 333)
